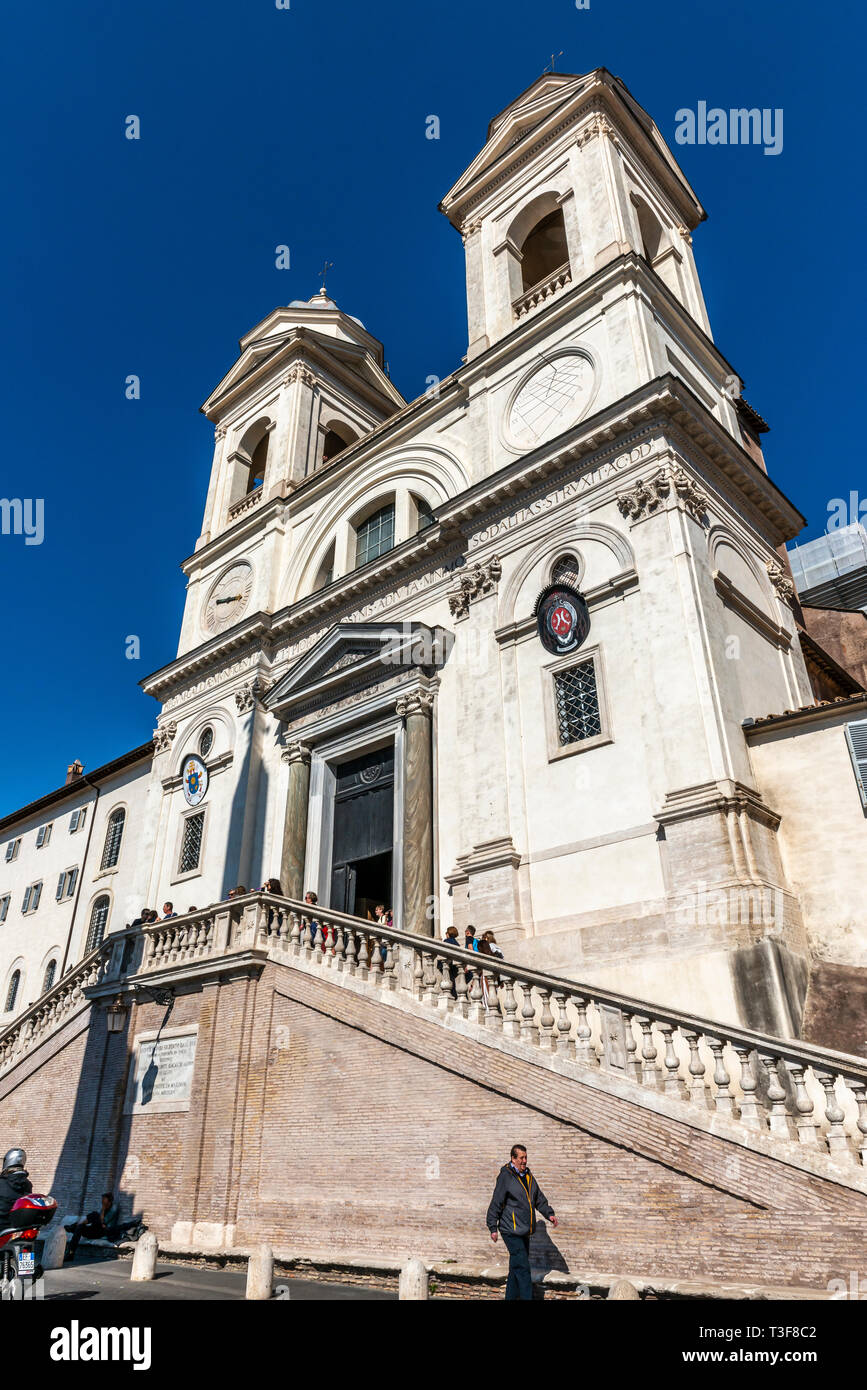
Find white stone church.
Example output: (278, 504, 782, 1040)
(3, 69, 866, 1052)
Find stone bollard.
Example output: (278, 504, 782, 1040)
(398, 1257, 429, 1300)
(130, 1231, 158, 1282)
(246, 1244, 274, 1300)
(41, 1221, 68, 1271)
(607, 1278, 640, 1300)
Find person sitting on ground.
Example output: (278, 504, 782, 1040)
(162, 901, 177, 920)
(65, 1192, 143, 1261)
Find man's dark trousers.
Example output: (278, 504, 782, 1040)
(502, 1231, 533, 1300)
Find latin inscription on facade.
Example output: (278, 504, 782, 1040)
(126, 1028, 198, 1114)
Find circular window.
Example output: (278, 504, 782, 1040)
(550, 554, 581, 589)
(199, 727, 214, 759)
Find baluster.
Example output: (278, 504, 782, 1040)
(420, 950, 437, 1002)
(707, 1037, 735, 1115)
(623, 1013, 641, 1081)
(637, 1017, 660, 1089)
(816, 1071, 854, 1162)
(468, 970, 485, 1024)
(759, 1054, 796, 1139)
(484, 970, 502, 1030)
(850, 1080, 867, 1166)
(500, 975, 520, 1038)
(574, 997, 598, 1068)
(681, 1030, 708, 1106)
(553, 992, 573, 1057)
(519, 981, 538, 1045)
(657, 1023, 687, 1098)
(412, 948, 425, 999)
(357, 933, 369, 980)
(288, 912, 301, 954)
(538, 989, 555, 1051)
(345, 928, 358, 975)
(452, 960, 468, 1015)
(383, 939, 397, 990)
(730, 1045, 763, 1129)
(786, 1062, 821, 1148)
(368, 935, 383, 984)
(333, 923, 346, 971)
(313, 922, 325, 963)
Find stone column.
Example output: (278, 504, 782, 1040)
(280, 742, 311, 900)
(396, 691, 434, 937)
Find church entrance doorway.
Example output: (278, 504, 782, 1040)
(329, 746, 395, 920)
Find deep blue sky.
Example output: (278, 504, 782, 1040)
(1, 0, 863, 812)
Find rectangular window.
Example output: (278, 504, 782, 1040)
(0, 895, 9, 923)
(22, 881, 42, 914)
(553, 658, 602, 745)
(5, 839, 20, 862)
(36, 823, 52, 848)
(846, 719, 867, 812)
(56, 873, 66, 901)
(66, 866, 78, 898)
(179, 812, 205, 875)
(69, 808, 87, 833)
(356, 503, 395, 568)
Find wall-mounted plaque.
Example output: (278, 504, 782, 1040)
(126, 1027, 198, 1114)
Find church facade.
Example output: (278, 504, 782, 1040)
(3, 69, 866, 1050)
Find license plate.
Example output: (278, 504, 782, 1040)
(16, 1250, 34, 1275)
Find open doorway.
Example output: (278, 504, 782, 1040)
(329, 746, 396, 920)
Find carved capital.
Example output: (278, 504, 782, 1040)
(214, 423, 228, 441)
(677, 224, 693, 245)
(281, 740, 312, 766)
(396, 689, 435, 719)
(235, 677, 270, 713)
(447, 555, 502, 620)
(767, 560, 796, 605)
(616, 466, 707, 525)
(153, 720, 177, 754)
(284, 364, 316, 388)
(460, 218, 483, 244)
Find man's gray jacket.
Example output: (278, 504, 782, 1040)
(486, 1164, 555, 1237)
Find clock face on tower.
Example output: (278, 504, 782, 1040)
(201, 561, 254, 636)
(506, 350, 596, 451)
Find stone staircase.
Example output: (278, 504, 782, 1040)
(1, 892, 866, 1289)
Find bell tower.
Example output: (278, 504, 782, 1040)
(440, 69, 712, 360)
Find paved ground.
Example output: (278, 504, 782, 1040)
(41, 1249, 396, 1301)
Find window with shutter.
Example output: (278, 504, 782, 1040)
(31, 882, 42, 911)
(845, 720, 867, 812)
(0, 896, 9, 923)
(22, 886, 31, 913)
(5, 840, 20, 862)
(36, 823, 52, 848)
(101, 809, 126, 870)
(5, 971, 20, 1012)
(56, 873, 66, 901)
(86, 896, 110, 953)
(70, 808, 86, 833)
(66, 867, 78, 898)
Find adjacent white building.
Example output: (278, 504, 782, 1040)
(3, 69, 866, 1049)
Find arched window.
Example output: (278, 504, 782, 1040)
(314, 543, 336, 592)
(86, 896, 111, 954)
(101, 809, 125, 870)
(414, 495, 436, 532)
(247, 434, 268, 492)
(551, 553, 581, 589)
(520, 208, 569, 292)
(355, 503, 395, 568)
(5, 971, 20, 1013)
(321, 423, 357, 466)
(42, 960, 57, 994)
(633, 198, 665, 265)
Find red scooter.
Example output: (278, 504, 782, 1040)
(0, 1195, 57, 1299)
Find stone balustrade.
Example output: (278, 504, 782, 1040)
(512, 262, 572, 319)
(227, 489, 263, 520)
(3, 892, 867, 1175)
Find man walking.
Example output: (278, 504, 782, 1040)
(486, 1144, 558, 1300)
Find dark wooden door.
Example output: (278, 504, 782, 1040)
(330, 747, 394, 913)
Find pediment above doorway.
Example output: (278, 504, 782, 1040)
(263, 621, 451, 721)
